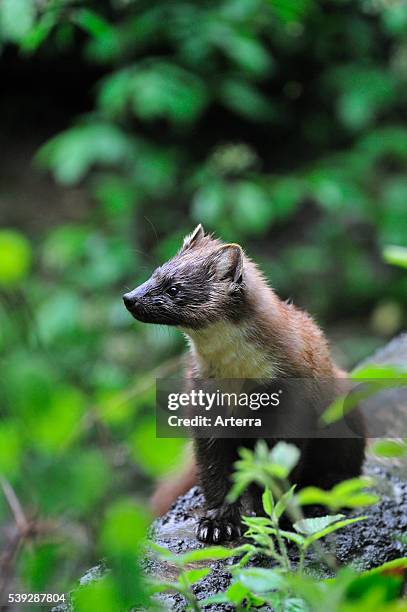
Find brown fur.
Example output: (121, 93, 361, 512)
(123, 226, 365, 539)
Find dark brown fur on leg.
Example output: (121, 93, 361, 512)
(195, 438, 243, 543)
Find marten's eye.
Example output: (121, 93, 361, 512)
(167, 286, 179, 297)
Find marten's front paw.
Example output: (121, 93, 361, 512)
(196, 516, 242, 543)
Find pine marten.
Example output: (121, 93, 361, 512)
(123, 225, 365, 544)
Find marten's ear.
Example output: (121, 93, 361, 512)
(180, 224, 205, 252)
(214, 243, 244, 285)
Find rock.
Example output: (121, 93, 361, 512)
(359, 333, 407, 367)
(357, 332, 407, 437)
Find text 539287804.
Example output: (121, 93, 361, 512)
(8, 593, 66, 605)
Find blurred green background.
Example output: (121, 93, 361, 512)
(0, 0, 406, 606)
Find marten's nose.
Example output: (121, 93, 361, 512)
(123, 292, 138, 310)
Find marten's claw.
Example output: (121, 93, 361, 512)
(196, 517, 241, 543)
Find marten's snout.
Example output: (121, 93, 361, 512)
(123, 281, 151, 318)
(122, 290, 142, 313)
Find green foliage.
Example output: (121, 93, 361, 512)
(1, 0, 405, 362)
(287, 565, 407, 612)
(36, 122, 137, 185)
(293, 514, 349, 536)
(235, 447, 371, 573)
(131, 419, 185, 477)
(151, 442, 402, 611)
(297, 477, 380, 511)
(322, 364, 407, 425)
(0, 218, 183, 605)
(0, 0, 35, 43)
(100, 62, 208, 123)
(73, 575, 121, 612)
(0, 0, 406, 607)
(384, 246, 407, 270)
(228, 440, 301, 502)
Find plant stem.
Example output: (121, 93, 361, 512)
(180, 573, 200, 612)
(274, 523, 291, 571)
(237, 551, 255, 568)
(298, 548, 305, 575)
(282, 477, 337, 572)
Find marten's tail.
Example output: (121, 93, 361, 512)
(150, 454, 197, 516)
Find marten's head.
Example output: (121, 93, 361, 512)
(123, 225, 247, 329)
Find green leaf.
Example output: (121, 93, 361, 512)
(345, 572, 404, 604)
(31, 385, 86, 453)
(130, 419, 185, 477)
(234, 568, 285, 593)
(320, 394, 349, 425)
(372, 439, 407, 458)
(269, 442, 300, 479)
(271, 0, 311, 23)
(3, 354, 56, 419)
(73, 575, 120, 612)
(100, 63, 208, 124)
(382, 3, 407, 34)
(305, 516, 367, 545)
(296, 486, 330, 507)
(37, 291, 81, 344)
(97, 69, 131, 116)
(227, 474, 253, 503)
(331, 477, 376, 496)
(20, 11, 55, 53)
(146, 579, 179, 594)
(74, 9, 113, 39)
(252, 525, 305, 546)
(192, 182, 225, 225)
(183, 568, 211, 584)
(180, 544, 252, 564)
(351, 364, 407, 379)
(334, 67, 396, 131)
(294, 514, 345, 536)
(272, 178, 304, 220)
(275, 529, 305, 547)
(0, 0, 35, 43)
(297, 477, 379, 510)
(219, 79, 276, 121)
(362, 557, 407, 577)
(36, 122, 136, 185)
(42, 224, 90, 269)
(64, 450, 112, 515)
(274, 485, 297, 520)
(383, 245, 407, 269)
(147, 541, 177, 561)
(322, 377, 407, 425)
(100, 498, 150, 556)
(262, 487, 274, 517)
(93, 175, 137, 218)
(19, 543, 60, 592)
(218, 31, 273, 76)
(283, 597, 309, 612)
(0, 421, 21, 477)
(225, 581, 251, 604)
(199, 593, 230, 605)
(233, 181, 273, 234)
(0, 230, 32, 286)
